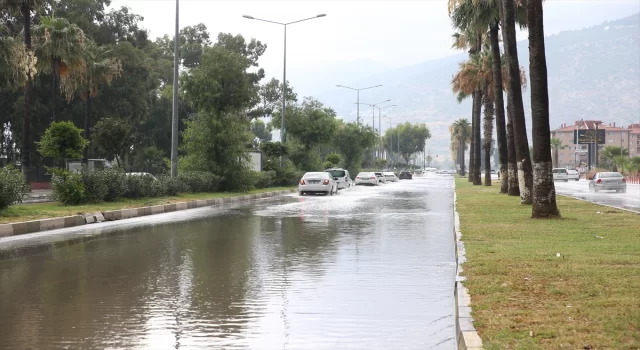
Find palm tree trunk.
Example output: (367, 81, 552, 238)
(468, 123, 474, 182)
(502, 0, 533, 204)
(51, 59, 57, 123)
(21, 4, 32, 182)
(483, 86, 494, 186)
(460, 134, 466, 176)
(472, 89, 483, 185)
(528, 0, 559, 218)
(490, 22, 508, 193)
(83, 92, 92, 164)
(506, 96, 519, 196)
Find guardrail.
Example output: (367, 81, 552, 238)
(626, 176, 640, 184)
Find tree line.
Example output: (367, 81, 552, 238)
(447, 0, 560, 218)
(0, 0, 432, 191)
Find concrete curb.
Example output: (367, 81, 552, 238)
(0, 189, 296, 239)
(453, 190, 484, 350)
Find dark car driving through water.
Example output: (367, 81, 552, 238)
(398, 170, 412, 180)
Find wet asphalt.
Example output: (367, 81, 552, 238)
(0, 175, 456, 350)
(554, 180, 640, 213)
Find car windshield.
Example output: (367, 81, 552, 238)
(327, 170, 346, 177)
(357, 172, 373, 177)
(599, 172, 623, 178)
(400, 171, 410, 174)
(552, 169, 567, 173)
(303, 172, 327, 178)
(374, 172, 383, 176)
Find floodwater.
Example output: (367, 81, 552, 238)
(554, 180, 640, 213)
(0, 176, 456, 349)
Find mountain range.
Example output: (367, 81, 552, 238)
(313, 13, 640, 162)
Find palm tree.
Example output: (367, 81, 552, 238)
(33, 15, 88, 122)
(599, 146, 629, 171)
(451, 28, 483, 185)
(4, 0, 43, 178)
(612, 156, 630, 174)
(550, 138, 566, 168)
(60, 42, 122, 163)
(450, 119, 472, 176)
(501, 0, 533, 205)
(528, 0, 560, 217)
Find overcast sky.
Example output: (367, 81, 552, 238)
(109, 0, 640, 96)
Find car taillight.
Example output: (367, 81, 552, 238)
(356, 177, 360, 179)
(323, 179, 330, 185)
(622, 178, 626, 183)
(596, 179, 601, 184)
(300, 179, 305, 185)
(370, 177, 376, 180)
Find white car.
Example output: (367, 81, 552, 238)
(383, 171, 398, 182)
(374, 172, 387, 184)
(567, 169, 580, 181)
(298, 172, 338, 196)
(355, 172, 379, 186)
(326, 168, 352, 189)
(552, 168, 569, 182)
(125, 172, 158, 181)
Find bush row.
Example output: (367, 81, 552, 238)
(0, 166, 30, 212)
(51, 169, 223, 205)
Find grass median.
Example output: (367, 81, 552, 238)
(455, 178, 639, 349)
(0, 187, 295, 225)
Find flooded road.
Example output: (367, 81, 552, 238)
(0, 176, 456, 349)
(555, 180, 640, 213)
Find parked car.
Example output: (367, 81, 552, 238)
(125, 172, 158, 181)
(383, 171, 398, 182)
(552, 168, 569, 182)
(567, 169, 580, 181)
(588, 172, 627, 193)
(298, 172, 338, 196)
(374, 172, 387, 184)
(414, 169, 424, 177)
(398, 170, 412, 180)
(355, 172, 378, 186)
(326, 168, 352, 189)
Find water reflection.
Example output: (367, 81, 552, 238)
(0, 177, 456, 349)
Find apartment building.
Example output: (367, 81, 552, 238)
(550, 120, 638, 168)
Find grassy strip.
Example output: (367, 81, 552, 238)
(455, 178, 640, 349)
(0, 187, 294, 224)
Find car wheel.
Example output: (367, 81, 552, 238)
(299, 191, 304, 196)
(621, 188, 627, 193)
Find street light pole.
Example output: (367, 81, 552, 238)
(170, 0, 179, 177)
(336, 84, 383, 125)
(243, 13, 326, 151)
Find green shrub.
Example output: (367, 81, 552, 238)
(101, 169, 128, 202)
(254, 170, 276, 189)
(0, 166, 30, 211)
(158, 175, 185, 196)
(79, 168, 108, 203)
(122, 174, 155, 199)
(178, 171, 222, 192)
(51, 169, 86, 205)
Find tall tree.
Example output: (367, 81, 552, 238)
(450, 118, 471, 176)
(501, 0, 533, 204)
(550, 138, 566, 168)
(505, 97, 519, 195)
(33, 15, 88, 122)
(528, 0, 559, 217)
(489, 18, 508, 193)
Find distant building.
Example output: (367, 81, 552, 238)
(550, 121, 639, 169)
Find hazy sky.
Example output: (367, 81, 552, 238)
(109, 0, 639, 95)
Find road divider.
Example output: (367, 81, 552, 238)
(0, 189, 296, 239)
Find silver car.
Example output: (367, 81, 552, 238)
(355, 172, 378, 186)
(588, 172, 627, 193)
(383, 171, 398, 182)
(298, 172, 338, 196)
(326, 168, 352, 189)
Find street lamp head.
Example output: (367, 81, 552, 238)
(242, 15, 254, 19)
(317, 14, 327, 17)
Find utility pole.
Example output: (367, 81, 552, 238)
(170, 0, 180, 178)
